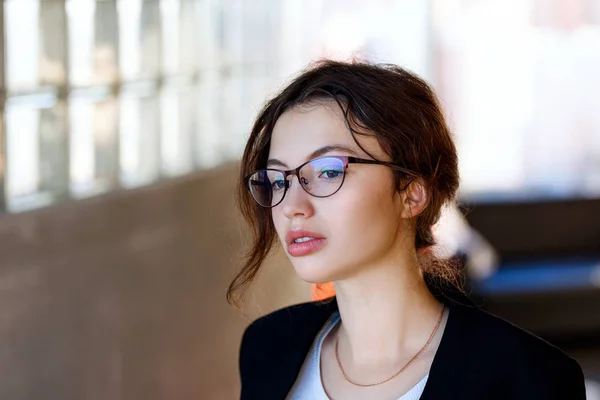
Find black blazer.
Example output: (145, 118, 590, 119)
(239, 288, 587, 399)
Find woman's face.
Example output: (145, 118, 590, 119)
(268, 101, 410, 283)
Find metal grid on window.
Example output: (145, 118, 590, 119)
(0, 0, 308, 214)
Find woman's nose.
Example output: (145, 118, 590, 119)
(280, 174, 315, 219)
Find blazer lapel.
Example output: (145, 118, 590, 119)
(272, 298, 339, 399)
(420, 300, 470, 400)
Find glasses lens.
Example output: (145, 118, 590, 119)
(299, 157, 345, 197)
(248, 170, 286, 207)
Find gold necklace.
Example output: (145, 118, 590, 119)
(334, 305, 445, 387)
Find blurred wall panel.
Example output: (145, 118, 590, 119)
(0, 162, 309, 400)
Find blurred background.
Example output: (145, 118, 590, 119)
(0, 0, 599, 398)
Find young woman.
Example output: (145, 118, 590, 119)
(228, 60, 586, 400)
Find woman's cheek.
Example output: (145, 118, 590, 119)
(271, 213, 286, 246)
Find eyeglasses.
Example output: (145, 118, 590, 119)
(246, 155, 416, 208)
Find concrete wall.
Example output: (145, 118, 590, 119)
(0, 162, 310, 400)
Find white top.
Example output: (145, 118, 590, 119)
(286, 311, 429, 400)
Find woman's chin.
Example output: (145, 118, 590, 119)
(292, 263, 337, 284)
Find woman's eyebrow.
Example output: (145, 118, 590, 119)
(267, 145, 358, 168)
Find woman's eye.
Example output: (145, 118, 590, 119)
(272, 180, 285, 190)
(320, 170, 342, 179)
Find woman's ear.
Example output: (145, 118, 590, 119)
(400, 180, 429, 219)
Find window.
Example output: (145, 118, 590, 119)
(0, 0, 304, 213)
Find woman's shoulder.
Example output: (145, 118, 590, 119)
(449, 301, 585, 394)
(453, 302, 576, 363)
(238, 299, 337, 398)
(241, 298, 336, 349)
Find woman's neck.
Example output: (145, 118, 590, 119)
(332, 258, 443, 371)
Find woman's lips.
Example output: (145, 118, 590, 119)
(287, 238, 327, 257)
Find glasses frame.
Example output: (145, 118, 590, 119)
(246, 155, 417, 208)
